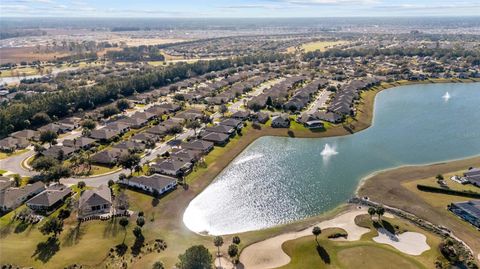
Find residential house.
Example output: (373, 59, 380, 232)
(205, 125, 236, 136)
(0, 182, 45, 212)
(112, 140, 145, 153)
(171, 149, 201, 163)
(0, 137, 29, 152)
(150, 159, 193, 177)
(10, 129, 39, 141)
(254, 112, 269, 124)
(91, 149, 125, 166)
(62, 137, 96, 150)
(181, 140, 214, 154)
(449, 200, 480, 228)
(201, 132, 230, 146)
(57, 117, 82, 131)
(26, 184, 72, 214)
(43, 145, 75, 160)
(131, 133, 159, 143)
(465, 168, 480, 187)
(271, 115, 290, 128)
(78, 185, 112, 217)
(0, 177, 14, 191)
(231, 110, 250, 121)
(38, 123, 68, 134)
(219, 118, 243, 129)
(119, 174, 177, 196)
(157, 103, 181, 113)
(90, 129, 119, 142)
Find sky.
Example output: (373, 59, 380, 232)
(1, 0, 480, 17)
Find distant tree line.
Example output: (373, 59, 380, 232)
(0, 52, 288, 137)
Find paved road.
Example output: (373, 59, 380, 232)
(305, 89, 330, 114)
(0, 148, 36, 176)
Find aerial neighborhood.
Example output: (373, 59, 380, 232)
(0, 15, 479, 269)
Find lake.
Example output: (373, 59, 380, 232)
(183, 83, 480, 235)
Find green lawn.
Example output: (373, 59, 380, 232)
(278, 215, 445, 269)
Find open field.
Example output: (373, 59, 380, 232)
(300, 40, 347, 52)
(0, 47, 72, 64)
(287, 40, 346, 53)
(0, 79, 478, 268)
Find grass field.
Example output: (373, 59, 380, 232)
(300, 41, 347, 52)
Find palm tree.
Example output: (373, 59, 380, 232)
(368, 207, 376, 221)
(312, 226, 322, 245)
(213, 236, 224, 266)
(376, 206, 385, 221)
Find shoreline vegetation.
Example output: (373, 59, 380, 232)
(1, 78, 479, 268)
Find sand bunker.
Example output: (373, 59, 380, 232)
(373, 228, 430, 255)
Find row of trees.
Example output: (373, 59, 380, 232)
(0, 52, 287, 137)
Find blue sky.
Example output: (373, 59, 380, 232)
(1, 0, 480, 17)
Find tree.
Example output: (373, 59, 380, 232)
(39, 218, 63, 238)
(312, 226, 322, 245)
(136, 216, 145, 228)
(232, 236, 241, 245)
(32, 156, 58, 172)
(58, 209, 71, 220)
(368, 207, 376, 220)
(133, 226, 143, 238)
(119, 217, 129, 242)
(81, 119, 96, 130)
(228, 244, 239, 264)
(186, 120, 201, 135)
(266, 96, 273, 107)
(45, 165, 72, 182)
(31, 112, 52, 126)
(101, 105, 120, 118)
(152, 261, 164, 269)
(213, 235, 224, 266)
(436, 174, 444, 183)
(108, 179, 115, 188)
(34, 143, 46, 154)
(116, 99, 131, 111)
(118, 153, 141, 176)
(39, 130, 58, 145)
(376, 206, 385, 221)
(219, 104, 228, 116)
(177, 245, 213, 269)
(77, 181, 86, 190)
(13, 174, 21, 187)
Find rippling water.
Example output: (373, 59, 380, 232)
(183, 83, 480, 235)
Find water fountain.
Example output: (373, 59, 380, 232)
(442, 91, 451, 101)
(321, 143, 338, 158)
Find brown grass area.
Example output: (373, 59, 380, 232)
(0, 47, 72, 64)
